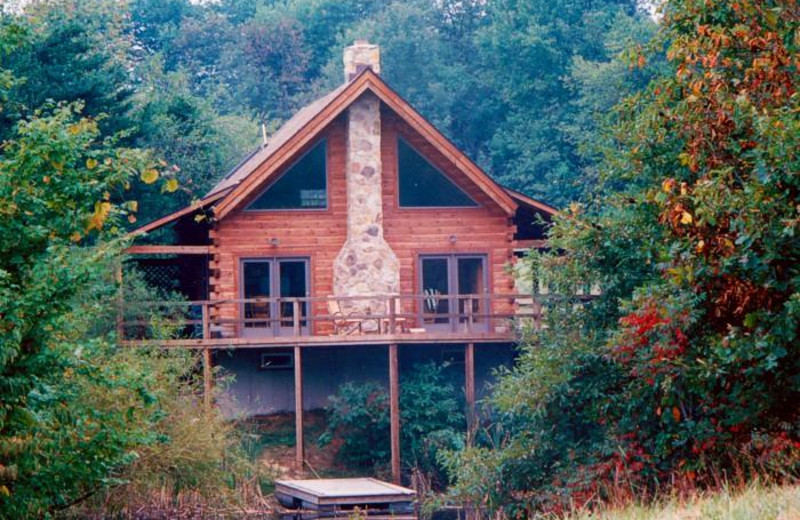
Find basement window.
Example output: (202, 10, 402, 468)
(398, 138, 477, 208)
(247, 140, 327, 210)
(259, 350, 294, 370)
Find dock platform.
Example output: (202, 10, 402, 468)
(275, 478, 416, 518)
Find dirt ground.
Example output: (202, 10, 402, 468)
(245, 410, 363, 480)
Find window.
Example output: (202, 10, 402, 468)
(398, 138, 477, 207)
(247, 140, 327, 210)
(419, 254, 487, 331)
(259, 350, 294, 370)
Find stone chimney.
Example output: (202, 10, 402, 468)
(343, 40, 380, 82)
(333, 42, 399, 328)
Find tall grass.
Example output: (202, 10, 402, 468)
(569, 482, 800, 520)
(68, 348, 278, 518)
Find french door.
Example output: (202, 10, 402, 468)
(241, 258, 309, 337)
(419, 254, 488, 332)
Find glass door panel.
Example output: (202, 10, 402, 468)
(243, 260, 272, 333)
(278, 259, 308, 334)
(457, 257, 487, 330)
(421, 257, 451, 328)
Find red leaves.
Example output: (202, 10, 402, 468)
(612, 301, 690, 375)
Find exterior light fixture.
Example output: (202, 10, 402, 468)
(269, 237, 280, 247)
(449, 234, 457, 244)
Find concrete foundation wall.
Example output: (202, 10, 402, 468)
(216, 343, 515, 417)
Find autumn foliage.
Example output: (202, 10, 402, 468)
(445, 1, 799, 515)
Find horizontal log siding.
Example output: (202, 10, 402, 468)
(209, 117, 348, 336)
(207, 106, 517, 338)
(380, 110, 517, 322)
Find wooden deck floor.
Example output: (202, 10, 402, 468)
(120, 330, 517, 349)
(275, 478, 416, 518)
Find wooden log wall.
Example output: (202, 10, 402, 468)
(208, 103, 517, 336)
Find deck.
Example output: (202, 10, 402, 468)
(118, 292, 544, 348)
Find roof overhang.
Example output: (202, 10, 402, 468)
(127, 188, 230, 238)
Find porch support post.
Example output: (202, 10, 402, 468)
(202, 348, 213, 411)
(465, 343, 476, 433)
(389, 343, 401, 484)
(294, 345, 304, 471)
(202, 303, 213, 411)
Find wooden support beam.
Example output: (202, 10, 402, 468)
(294, 345, 304, 471)
(465, 343, 476, 435)
(115, 261, 124, 341)
(123, 245, 211, 255)
(202, 348, 213, 411)
(389, 343, 401, 485)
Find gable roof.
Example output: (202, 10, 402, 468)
(212, 68, 518, 218)
(129, 68, 557, 236)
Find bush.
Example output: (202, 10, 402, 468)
(321, 361, 465, 487)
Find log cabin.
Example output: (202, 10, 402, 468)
(123, 41, 557, 482)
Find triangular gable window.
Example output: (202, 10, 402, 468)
(398, 138, 477, 207)
(247, 140, 327, 210)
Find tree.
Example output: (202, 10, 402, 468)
(0, 0, 136, 140)
(444, 0, 800, 515)
(0, 100, 174, 515)
(476, 0, 655, 206)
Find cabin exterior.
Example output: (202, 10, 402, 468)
(124, 41, 556, 482)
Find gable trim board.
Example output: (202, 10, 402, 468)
(128, 188, 231, 238)
(212, 69, 517, 219)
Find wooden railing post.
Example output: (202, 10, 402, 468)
(388, 296, 396, 334)
(466, 296, 474, 333)
(292, 299, 301, 336)
(201, 302, 210, 340)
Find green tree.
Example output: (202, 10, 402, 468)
(477, 0, 655, 206)
(445, 0, 800, 515)
(0, 0, 135, 140)
(0, 100, 173, 515)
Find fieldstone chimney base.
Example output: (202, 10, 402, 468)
(333, 92, 399, 330)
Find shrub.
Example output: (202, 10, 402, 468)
(321, 361, 465, 487)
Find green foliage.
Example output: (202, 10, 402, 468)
(0, 102, 178, 516)
(321, 362, 465, 486)
(321, 380, 391, 468)
(445, 0, 800, 515)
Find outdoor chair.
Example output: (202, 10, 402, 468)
(327, 300, 363, 335)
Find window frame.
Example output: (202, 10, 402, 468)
(239, 257, 311, 337)
(417, 253, 489, 332)
(245, 139, 329, 212)
(259, 350, 295, 371)
(396, 137, 480, 209)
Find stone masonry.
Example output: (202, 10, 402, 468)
(333, 42, 399, 326)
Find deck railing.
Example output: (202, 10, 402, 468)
(118, 293, 555, 346)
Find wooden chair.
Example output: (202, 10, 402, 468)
(327, 300, 362, 335)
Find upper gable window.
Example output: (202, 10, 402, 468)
(398, 138, 478, 208)
(247, 140, 327, 210)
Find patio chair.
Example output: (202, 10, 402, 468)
(327, 300, 363, 335)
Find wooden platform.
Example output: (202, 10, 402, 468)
(275, 478, 416, 518)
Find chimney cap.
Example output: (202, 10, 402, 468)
(343, 40, 380, 82)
